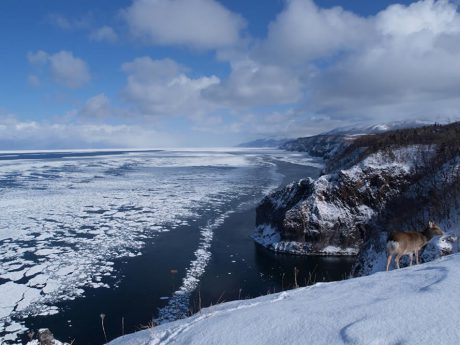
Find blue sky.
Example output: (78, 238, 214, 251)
(1, 0, 459, 149)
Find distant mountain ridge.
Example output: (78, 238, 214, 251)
(280, 120, 438, 157)
(238, 120, 436, 150)
(323, 120, 435, 135)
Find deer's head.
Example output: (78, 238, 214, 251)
(427, 221, 444, 237)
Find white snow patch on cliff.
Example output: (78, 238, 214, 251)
(271, 153, 324, 169)
(252, 224, 280, 248)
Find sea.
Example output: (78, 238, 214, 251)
(0, 148, 355, 344)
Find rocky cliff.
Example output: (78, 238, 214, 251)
(254, 123, 460, 272)
(280, 134, 350, 160)
(279, 120, 433, 160)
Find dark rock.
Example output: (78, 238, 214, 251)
(37, 329, 56, 345)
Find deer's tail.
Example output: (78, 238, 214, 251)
(386, 240, 399, 254)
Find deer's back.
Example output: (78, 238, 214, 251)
(388, 231, 427, 254)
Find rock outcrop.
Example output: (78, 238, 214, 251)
(26, 328, 70, 345)
(281, 134, 350, 160)
(254, 122, 460, 271)
(254, 147, 425, 255)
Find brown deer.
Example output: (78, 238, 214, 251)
(386, 221, 444, 271)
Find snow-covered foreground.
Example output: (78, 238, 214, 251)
(110, 253, 460, 345)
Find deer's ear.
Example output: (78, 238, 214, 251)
(429, 221, 433, 227)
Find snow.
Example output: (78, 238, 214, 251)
(110, 253, 460, 345)
(252, 225, 280, 248)
(321, 245, 358, 255)
(270, 153, 324, 169)
(266, 240, 359, 256)
(345, 145, 435, 178)
(324, 120, 435, 135)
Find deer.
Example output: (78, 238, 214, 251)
(386, 221, 444, 271)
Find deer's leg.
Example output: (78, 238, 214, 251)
(409, 253, 413, 266)
(395, 254, 401, 269)
(386, 255, 392, 271)
(415, 250, 420, 265)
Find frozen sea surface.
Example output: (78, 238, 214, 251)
(0, 149, 309, 342)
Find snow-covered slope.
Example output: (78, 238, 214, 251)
(324, 120, 434, 135)
(280, 134, 351, 159)
(280, 120, 435, 157)
(109, 253, 460, 345)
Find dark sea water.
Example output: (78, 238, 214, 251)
(0, 149, 354, 344)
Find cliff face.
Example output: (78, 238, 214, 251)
(280, 134, 350, 160)
(254, 147, 427, 255)
(254, 122, 460, 270)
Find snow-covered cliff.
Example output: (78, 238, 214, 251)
(254, 146, 435, 255)
(255, 123, 460, 272)
(280, 134, 351, 160)
(280, 120, 434, 159)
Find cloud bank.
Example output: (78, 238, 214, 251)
(119, 0, 460, 133)
(0, 116, 176, 150)
(8, 0, 460, 149)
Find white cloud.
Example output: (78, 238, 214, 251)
(198, 0, 460, 138)
(376, 0, 460, 36)
(201, 0, 371, 111)
(122, 0, 245, 49)
(121, 57, 219, 116)
(114, 0, 460, 140)
(79, 93, 112, 118)
(22, 0, 460, 146)
(203, 58, 304, 107)
(27, 50, 91, 88)
(47, 13, 91, 30)
(90, 26, 118, 43)
(258, 0, 372, 65)
(307, 0, 460, 121)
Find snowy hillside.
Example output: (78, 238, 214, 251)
(324, 120, 434, 135)
(109, 253, 460, 345)
(280, 120, 435, 157)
